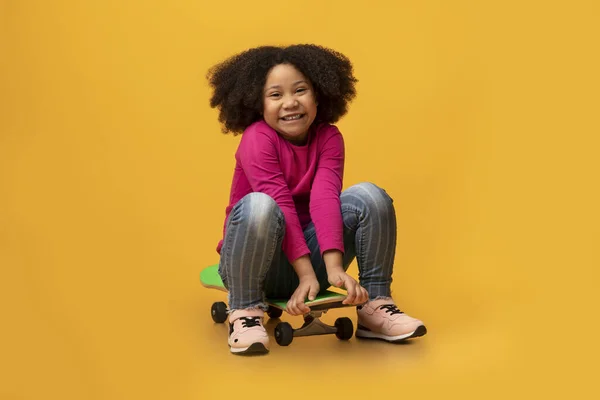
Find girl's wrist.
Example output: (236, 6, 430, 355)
(292, 254, 316, 281)
(323, 250, 344, 272)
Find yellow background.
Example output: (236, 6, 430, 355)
(1, 0, 599, 399)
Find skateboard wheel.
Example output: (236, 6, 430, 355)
(267, 306, 283, 319)
(211, 301, 228, 323)
(334, 317, 354, 340)
(274, 322, 294, 346)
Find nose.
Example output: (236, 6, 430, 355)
(283, 95, 298, 109)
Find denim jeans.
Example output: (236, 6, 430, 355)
(218, 182, 396, 311)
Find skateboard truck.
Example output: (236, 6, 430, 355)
(273, 308, 353, 346)
(294, 311, 337, 337)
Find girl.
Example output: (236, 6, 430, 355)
(207, 44, 426, 355)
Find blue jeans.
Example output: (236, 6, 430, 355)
(218, 182, 396, 311)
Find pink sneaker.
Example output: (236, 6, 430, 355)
(228, 308, 270, 355)
(356, 298, 427, 342)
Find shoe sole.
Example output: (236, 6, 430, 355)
(230, 342, 269, 355)
(356, 325, 427, 343)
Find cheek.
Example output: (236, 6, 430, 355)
(307, 101, 318, 116)
(263, 104, 277, 120)
(300, 98, 316, 112)
(309, 95, 318, 112)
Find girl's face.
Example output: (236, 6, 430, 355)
(262, 63, 318, 145)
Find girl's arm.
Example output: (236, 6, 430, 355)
(237, 127, 311, 265)
(310, 128, 369, 305)
(309, 127, 345, 269)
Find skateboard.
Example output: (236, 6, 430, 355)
(200, 264, 354, 346)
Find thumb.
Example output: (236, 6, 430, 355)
(308, 286, 319, 301)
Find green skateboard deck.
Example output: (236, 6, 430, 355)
(200, 264, 348, 311)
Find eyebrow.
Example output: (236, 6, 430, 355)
(265, 80, 308, 91)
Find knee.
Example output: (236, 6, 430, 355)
(344, 182, 394, 211)
(236, 192, 284, 230)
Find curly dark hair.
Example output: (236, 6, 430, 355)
(207, 44, 358, 134)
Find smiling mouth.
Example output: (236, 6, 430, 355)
(280, 114, 304, 121)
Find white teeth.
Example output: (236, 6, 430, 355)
(282, 114, 302, 121)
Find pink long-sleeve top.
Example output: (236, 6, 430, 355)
(216, 120, 345, 262)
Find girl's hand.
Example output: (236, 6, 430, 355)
(327, 268, 369, 305)
(286, 276, 320, 316)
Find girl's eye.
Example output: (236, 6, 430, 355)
(296, 88, 306, 93)
(269, 93, 281, 97)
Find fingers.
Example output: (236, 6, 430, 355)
(308, 283, 319, 301)
(287, 298, 301, 316)
(342, 276, 357, 304)
(341, 276, 369, 305)
(352, 284, 368, 304)
(286, 289, 311, 316)
(286, 299, 298, 316)
(358, 286, 369, 304)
